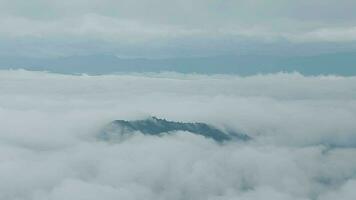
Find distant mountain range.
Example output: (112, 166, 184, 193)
(98, 116, 250, 142)
(1, 52, 356, 75)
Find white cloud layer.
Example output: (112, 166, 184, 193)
(0, 70, 356, 199)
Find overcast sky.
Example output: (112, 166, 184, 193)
(1, 0, 356, 58)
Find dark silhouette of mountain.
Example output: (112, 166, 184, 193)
(98, 116, 250, 142)
(1, 52, 356, 76)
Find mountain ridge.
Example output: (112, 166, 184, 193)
(98, 116, 250, 142)
(1, 52, 356, 76)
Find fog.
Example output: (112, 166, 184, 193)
(0, 70, 356, 200)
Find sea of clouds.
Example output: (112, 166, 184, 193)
(0, 70, 356, 200)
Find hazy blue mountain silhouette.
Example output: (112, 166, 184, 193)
(99, 116, 250, 142)
(2, 52, 356, 76)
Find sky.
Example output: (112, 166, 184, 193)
(1, 70, 356, 199)
(1, 0, 356, 58)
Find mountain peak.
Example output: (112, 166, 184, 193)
(98, 116, 250, 142)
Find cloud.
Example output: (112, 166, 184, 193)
(0, 70, 356, 199)
(319, 180, 356, 200)
(2, 14, 356, 44)
(287, 27, 356, 43)
(1, 0, 356, 57)
(0, 14, 205, 41)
